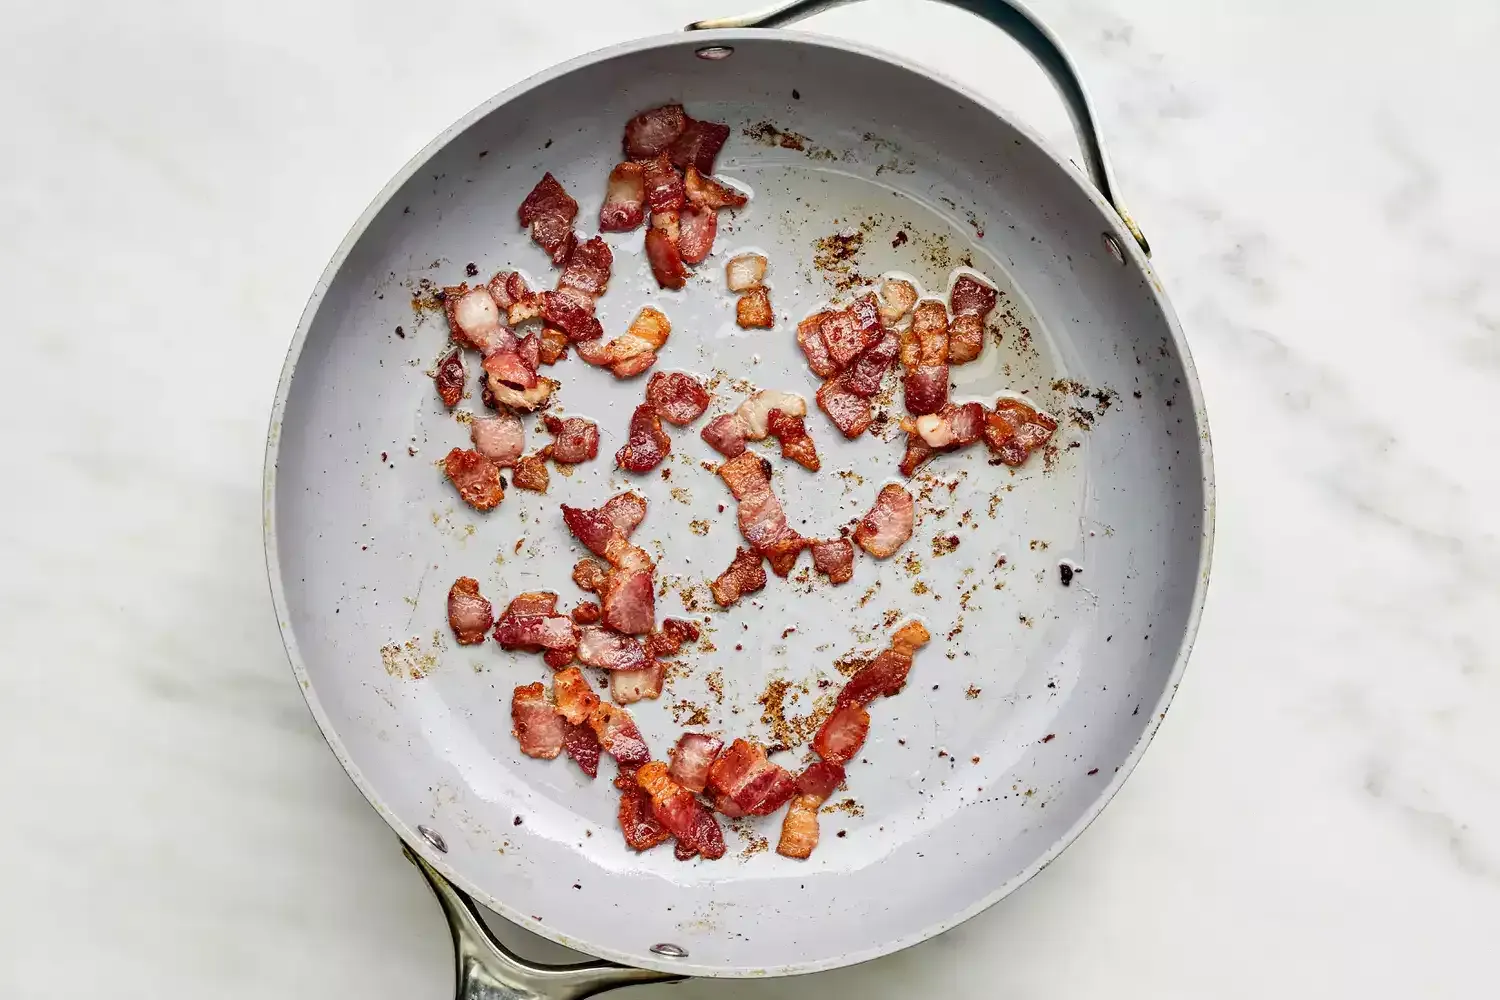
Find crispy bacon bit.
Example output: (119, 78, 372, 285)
(480, 347, 537, 391)
(816, 377, 874, 438)
(892, 620, 931, 656)
(554, 667, 602, 724)
(766, 408, 819, 471)
(509, 452, 549, 493)
(433, 350, 467, 412)
(902, 300, 951, 414)
(684, 166, 748, 212)
(618, 769, 672, 851)
(810, 538, 855, 584)
(562, 508, 618, 558)
(601, 491, 648, 536)
(511, 683, 565, 759)
(644, 226, 688, 290)
(507, 293, 543, 327)
(700, 412, 747, 458)
(589, 703, 651, 767)
(677, 205, 717, 264)
(517, 332, 542, 372)
(570, 600, 602, 624)
(486, 370, 558, 412)
(542, 415, 599, 464)
(797, 311, 840, 378)
(539, 289, 603, 343)
(601, 568, 655, 635)
(611, 659, 666, 704)
(718, 452, 805, 576)
(443, 448, 504, 511)
(669, 117, 731, 174)
(899, 402, 986, 474)
(735, 287, 774, 329)
(711, 546, 767, 607)
(577, 626, 649, 673)
(599, 161, 647, 232)
(504, 592, 558, 617)
(903, 365, 949, 416)
(819, 298, 881, 369)
(947, 315, 985, 364)
(838, 622, 931, 708)
(644, 618, 701, 659)
(842, 331, 900, 397)
(562, 722, 602, 777)
(950, 273, 999, 318)
(642, 153, 685, 213)
(725, 253, 767, 292)
(798, 760, 846, 799)
(645, 371, 711, 425)
(813, 703, 870, 764)
(572, 558, 608, 593)
(854, 483, 914, 558)
(650, 206, 680, 243)
(517, 172, 578, 264)
(707, 739, 797, 817)
(447, 577, 493, 645)
(624, 103, 686, 159)
(558, 236, 613, 297)
(669, 734, 723, 794)
(898, 433, 935, 478)
(488, 271, 530, 311)
(538, 326, 569, 365)
(777, 762, 846, 859)
(984, 397, 1059, 467)
(637, 761, 726, 860)
(576, 305, 671, 378)
(615, 403, 671, 473)
(494, 607, 578, 655)
(878, 278, 919, 326)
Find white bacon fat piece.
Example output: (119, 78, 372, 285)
(470, 412, 524, 466)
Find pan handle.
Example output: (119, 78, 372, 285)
(404, 846, 682, 999)
(687, 0, 1149, 255)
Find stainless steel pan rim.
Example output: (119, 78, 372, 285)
(263, 17, 1215, 985)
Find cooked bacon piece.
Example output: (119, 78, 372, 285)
(577, 626, 649, 673)
(539, 289, 603, 343)
(685, 167, 748, 212)
(572, 558, 608, 593)
(614, 403, 671, 474)
(538, 327, 569, 365)
(642, 153, 685, 213)
(810, 538, 855, 584)
(700, 389, 805, 459)
(443, 448, 504, 511)
(878, 278, 919, 326)
(511, 682, 565, 760)
(644, 226, 688, 290)
(561, 722, 602, 778)
(443, 284, 513, 354)
(645, 371, 711, 425)
(637, 761, 726, 860)
(898, 433, 935, 478)
(898, 402, 985, 475)
(504, 591, 558, 617)
(599, 161, 647, 232)
(485, 368, 558, 412)
(576, 306, 671, 377)
(645, 618, 701, 659)
(611, 659, 666, 704)
(950, 273, 998, 318)
(668, 734, 723, 795)
(816, 377, 874, 438)
(589, 703, 651, 767)
(766, 408, 819, 471)
(947, 315, 984, 364)
(735, 287, 774, 329)
(542, 415, 599, 465)
(984, 397, 1058, 467)
(506, 293, 543, 328)
(558, 236, 613, 297)
(669, 117, 731, 174)
(718, 452, 805, 576)
(434, 349, 465, 408)
(600, 568, 655, 635)
(819, 296, 882, 369)
(711, 546, 766, 607)
(842, 331, 900, 397)
(650, 206, 680, 243)
(798, 760, 846, 799)
(516, 332, 542, 372)
(707, 739, 797, 817)
(553, 666, 601, 724)
(777, 761, 846, 859)
(891, 620, 930, 656)
(517, 172, 578, 264)
(511, 452, 549, 493)
(562, 508, 618, 559)
(447, 577, 493, 645)
(838, 622, 931, 708)
(570, 600, 601, 624)
(699, 412, 747, 458)
(813, 703, 870, 764)
(854, 483, 914, 558)
(797, 311, 840, 378)
(487, 271, 531, 311)
(480, 348, 537, 391)
(617, 768, 672, 851)
(624, 103, 686, 159)
(903, 365, 949, 416)
(494, 609, 577, 655)
(601, 491, 648, 536)
(902, 300, 950, 414)
(563, 497, 656, 633)
(725, 253, 767, 292)
(678, 206, 717, 264)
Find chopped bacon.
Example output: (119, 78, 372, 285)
(486, 371, 558, 412)
(542, 415, 599, 464)
(678, 205, 717, 264)
(557, 236, 613, 297)
(898, 433, 935, 478)
(668, 734, 723, 794)
(599, 161, 647, 232)
(644, 226, 688, 290)
(711, 546, 766, 607)
(577, 626, 649, 673)
(601, 491, 648, 536)
(701, 389, 806, 459)
(434, 349, 465, 408)
(813, 703, 870, 764)
(511, 682, 565, 760)
(854, 483, 914, 558)
(718, 452, 805, 576)
(562, 507, 621, 559)
(618, 769, 672, 850)
(507, 294, 543, 328)
(576, 306, 671, 377)
(570, 600, 601, 624)
(892, 620, 931, 656)
(494, 609, 577, 655)
(650, 207, 679, 244)
(624, 103, 686, 159)
(766, 408, 819, 471)
(645, 371, 711, 425)
(554, 667, 601, 724)
(699, 412, 747, 458)
(725, 253, 767, 292)
(837, 622, 931, 708)
(511, 452, 549, 493)
(810, 538, 855, 584)
(600, 568, 655, 635)
(819, 296, 882, 369)
(902, 365, 949, 416)
(644, 618, 700, 659)
(539, 289, 603, 343)
(563, 722, 602, 778)
(798, 760, 846, 799)
(487, 271, 531, 311)
(504, 592, 558, 617)
(816, 377, 874, 438)
(669, 117, 731, 174)
(878, 278, 919, 326)
(573, 558, 608, 593)
(947, 315, 984, 364)
(447, 577, 493, 645)
(443, 284, 513, 354)
(707, 739, 797, 817)
(842, 331, 900, 397)
(984, 397, 1058, 467)
(517, 173, 578, 264)
(588, 703, 651, 767)
(735, 287, 774, 329)
(950, 273, 999, 318)
(614, 403, 671, 473)
(611, 659, 666, 704)
(777, 761, 846, 860)
(902, 300, 950, 414)
(538, 326, 569, 365)
(516, 332, 542, 372)
(443, 448, 504, 511)
(898, 402, 985, 474)
(642, 153, 685, 213)
(563, 497, 656, 634)
(685, 167, 748, 212)
(480, 348, 537, 391)
(797, 311, 840, 378)
(637, 761, 726, 860)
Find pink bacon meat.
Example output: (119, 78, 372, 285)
(810, 538, 855, 585)
(717, 452, 806, 576)
(669, 117, 731, 174)
(511, 682, 565, 760)
(707, 739, 796, 818)
(668, 733, 723, 795)
(615, 403, 671, 474)
(853, 483, 914, 559)
(645, 371, 711, 425)
(447, 577, 493, 645)
(493, 591, 579, 668)
(636, 761, 726, 861)
(517, 172, 578, 264)
(599, 161, 646, 232)
(542, 415, 599, 465)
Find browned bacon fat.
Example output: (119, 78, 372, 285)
(517, 173, 578, 264)
(636, 761, 726, 860)
(624, 104, 686, 159)
(711, 546, 767, 608)
(699, 390, 807, 460)
(854, 483, 914, 558)
(443, 448, 504, 511)
(735, 287, 774, 329)
(645, 371, 710, 425)
(984, 397, 1058, 467)
(725, 253, 767, 292)
(685, 166, 748, 210)
(898, 401, 986, 475)
(572, 557, 608, 594)
(542, 415, 599, 465)
(570, 600, 602, 625)
(707, 739, 796, 817)
(434, 349, 465, 408)
(447, 577, 493, 645)
(878, 277, 919, 326)
(611, 660, 666, 705)
(599, 161, 646, 232)
(511, 683, 565, 760)
(615, 403, 671, 473)
(553, 667, 601, 724)
(810, 538, 855, 585)
(510, 453, 549, 493)
(443, 283, 517, 355)
(668, 733, 723, 794)
(776, 761, 846, 859)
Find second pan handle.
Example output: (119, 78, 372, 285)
(687, 0, 1149, 255)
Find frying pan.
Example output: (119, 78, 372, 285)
(263, 0, 1214, 995)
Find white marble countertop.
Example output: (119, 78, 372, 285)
(3, 0, 1498, 996)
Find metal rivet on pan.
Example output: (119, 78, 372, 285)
(694, 46, 734, 60)
(417, 825, 448, 853)
(650, 943, 689, 958)
(1102, 232, 1126, 265)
